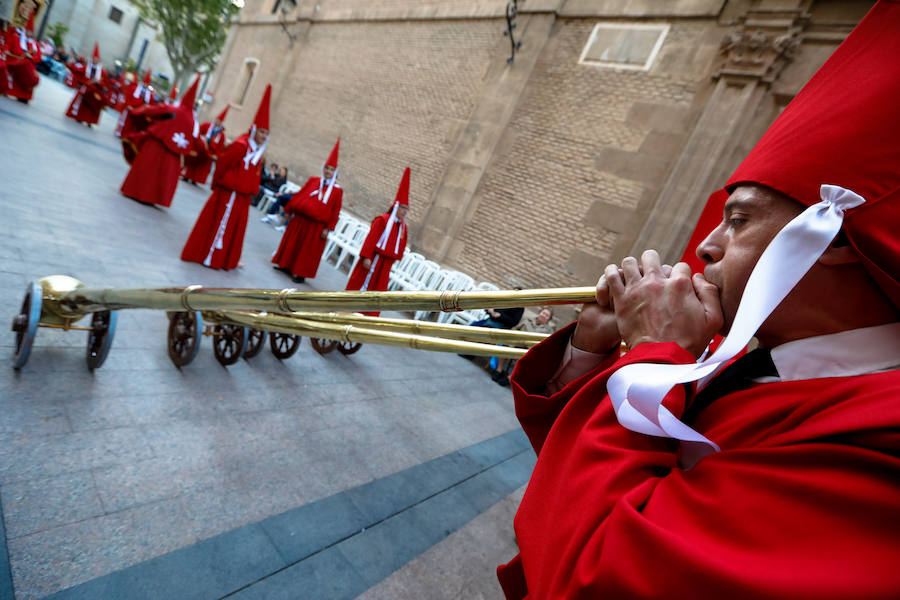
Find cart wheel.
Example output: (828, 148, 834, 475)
(269, 332, 301, 359)
(167, 311, 202, 367)
(86, 310, 117, 370)
(310, 337, 337, 355)
(243, 328, 267, 359)
(212, 324, 246, 366)
(11, 281, 42, 370)
(336, 341, 363, 355)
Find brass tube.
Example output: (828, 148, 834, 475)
(214, 310, 528, 359)
(51, 283, 595, 318)
(287, 311, 548, 347)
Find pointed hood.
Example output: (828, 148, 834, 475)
(167, 85, 178, 101)
(25, 12, 36, 33)
(725, 0, 900, 306)
(92, 42, 100, 62)
(216, 105, 230, 122)
(142, 69, 152, 86)
(178, 74, 200, 109)
(325, 137, 340, 168)
(393, 167, 410, 207)
(252, 84, 271, 131)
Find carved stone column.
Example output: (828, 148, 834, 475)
(627, 5, 807, 263)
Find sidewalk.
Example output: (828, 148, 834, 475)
(0, 77, 526, 599)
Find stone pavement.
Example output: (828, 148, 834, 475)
(0, 78, 530, 599)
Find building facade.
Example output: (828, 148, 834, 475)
(204, 0, 873, 289)
(39, 0, 174, 78)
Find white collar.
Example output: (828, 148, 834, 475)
(768, 322, 900, 381)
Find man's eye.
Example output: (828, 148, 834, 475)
(727, 218, 747, 226)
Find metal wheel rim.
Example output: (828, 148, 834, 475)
(269, 332, 301, 359)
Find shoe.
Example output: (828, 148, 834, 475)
(261, 215, 273, 223)
(273, 265, 290, 274)
(292, 275, 305, 283)
(493, 374, 510, 387)
(274, 225, 286, 232)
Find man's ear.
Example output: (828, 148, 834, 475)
(818, 243, 862, 266)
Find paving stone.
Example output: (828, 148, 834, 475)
(0, 471, 104, 539)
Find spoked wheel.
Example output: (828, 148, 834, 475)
(243, 328, 267, 359)
(336, 341, 363, 355)
(86, 310, 117, 370)
(167, 311, 202, 368)
(11, 281, 42, 370)
(212, 324, 246, 366)
(310, 337, 337, 355)
(269, 332, 301, 359)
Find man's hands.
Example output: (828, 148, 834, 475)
(572, 273, 622, 355)
(573, 250, 723, 358)
(362, 258, 372, 270)
(321, 229, 330, 239)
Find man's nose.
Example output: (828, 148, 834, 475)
(696, 228, 724, 264)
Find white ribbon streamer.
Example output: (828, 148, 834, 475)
(606, 184, 866, 463)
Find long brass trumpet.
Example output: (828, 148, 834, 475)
(12, 275, 592, 370)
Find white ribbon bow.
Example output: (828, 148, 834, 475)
(606, 184, 865, 465)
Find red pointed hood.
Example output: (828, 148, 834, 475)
(725, 0, 900, 306)
(216, 105, 229, 122)
(25, 12, 36, 33)
(393, 167, 410, 207)
(325, 137, 340, 168)
(252, 84, 271, 131)
(167, 85, 178, 101)
(142, 69, 152, 86)
(92, 42, 100, 61)
(178, 74, 200, 109)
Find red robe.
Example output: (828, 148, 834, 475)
(115, 87, 156, 138)
(65, 67, 106, 125)
(182, 122, 226, 184)
(180, 135, 262, 270)
(4, 28, 40, 102)
(64, 61, 84, 88)
(271, 177, 343, 279)
(345, 213, 407, 316)
(498, 325, 900, 600)
(120, 104, 196, 207)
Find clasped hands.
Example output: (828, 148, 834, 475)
(572, 250, 724, 358)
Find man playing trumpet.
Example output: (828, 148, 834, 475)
(498, 3, 900, 598)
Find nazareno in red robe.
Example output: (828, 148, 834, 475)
(182, 122, 226, 185)
(497, 324, 900, 600)
(3, 28, 40, 102)
(65, 68, 106, 125)
(345, 213, 407, 316)
(120, 104, 195, 207)
(271, 177, 342, 279)
(180, 135, 262, 270)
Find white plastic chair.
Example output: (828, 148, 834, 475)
(442, 280, 498, 326)
(416, 270, 476, 321)
(334, 224, 370, 272)
(389, 252, 426, 290)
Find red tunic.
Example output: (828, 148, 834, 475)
(345, 213, 407, 316)
(498, 326, 900, 600)
(271, 177, 343, 279)
(180, 135, 262, 270)
(182, 122, 226, 185)
(120, 103, 196, 207)
(65, 68, 106, 125)
(4, 28, 39, 102)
